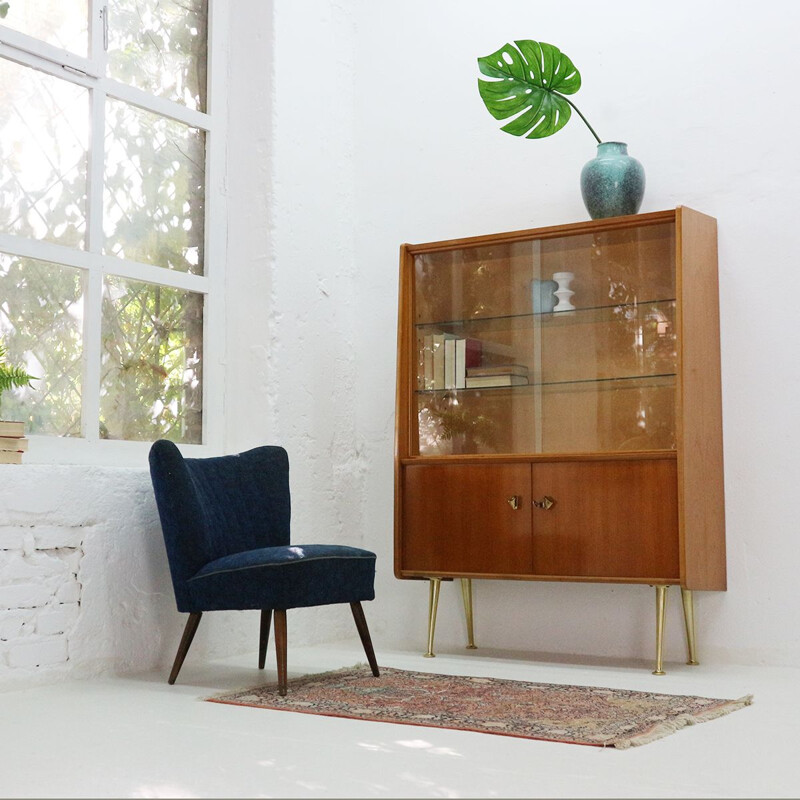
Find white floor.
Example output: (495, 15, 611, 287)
(1, 642, 798, 799)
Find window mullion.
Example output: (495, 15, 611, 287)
(0, 41, 96, 85)
(86, 78, 105, 256)
(0, 28, 95, 76)
(83, 0, 106, 443)
(81, 270, 103, 442)
(102, 78, 212, 131)
(0, 235, 209, 294)
(200, 0, 229, 452)
(89, 0, 107, 67)
(82, 73, 106, 442)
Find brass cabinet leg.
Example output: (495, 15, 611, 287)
(653, 585, 669, 676)
(460, 578, 477, 649)
(681, 588, 699, 665)
(424, 578, 441, 658)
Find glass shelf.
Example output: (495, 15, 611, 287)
(416, 373, 677, 455)
(416, 372, 677, 395)
(415, 298, 677, 333)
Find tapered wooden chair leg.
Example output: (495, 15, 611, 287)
(259, 609, 273, 669)
(350, 601, 380, 677)
(274, 609, 288, 696)
(168, 611, 202, 685)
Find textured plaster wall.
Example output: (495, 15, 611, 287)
(0, 465, 268, 688)
(225, 0, 371, 647)
(0, 466, 164, 687)
(225, 0, 800, 667)
(0, 450, 365, 689)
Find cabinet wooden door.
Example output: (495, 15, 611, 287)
(401, 463, 532, 575)
(530, 459, 680, 580)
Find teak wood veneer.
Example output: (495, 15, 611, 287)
(394, 207, 725, 674)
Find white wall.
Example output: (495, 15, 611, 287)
(345, 0, 800, 666)
(0, 465, 270, 688)
(225, 0, 800, 667)
(225, 0, 371, 649)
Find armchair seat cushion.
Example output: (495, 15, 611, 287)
(182, 544, 376, 612)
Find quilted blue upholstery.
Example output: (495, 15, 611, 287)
(149, 440, 376, 613)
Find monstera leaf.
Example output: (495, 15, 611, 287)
(478, 40, 599, 142)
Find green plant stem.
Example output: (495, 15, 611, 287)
(557, 93, 602, 144)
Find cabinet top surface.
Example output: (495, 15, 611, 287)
(403, 207, 712, 254)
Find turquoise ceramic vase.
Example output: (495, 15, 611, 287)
(580, 141, 645, 219)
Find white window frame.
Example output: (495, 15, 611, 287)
(0, 1, 227, 466)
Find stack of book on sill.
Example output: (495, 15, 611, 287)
(0, 420, 27, 464)
(465, 364, 529, 389)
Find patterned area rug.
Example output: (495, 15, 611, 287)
(207, 666, 752, 749)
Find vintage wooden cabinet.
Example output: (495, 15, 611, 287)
(394, 207, 725, 673)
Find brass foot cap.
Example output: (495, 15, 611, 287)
(466, 644, 478, 650)
(687, 660, 700, 666)
(423, 652, 436, 658)
(652, 670, 666, 676)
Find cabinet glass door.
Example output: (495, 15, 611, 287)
(413, 221, 676, 456)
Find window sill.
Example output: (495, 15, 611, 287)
(11, 436, 219, 468)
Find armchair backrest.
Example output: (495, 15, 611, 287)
(149, 440, 291, 591)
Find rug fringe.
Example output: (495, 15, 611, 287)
(613, 694, 754, 749)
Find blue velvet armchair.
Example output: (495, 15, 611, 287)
(148, 439, 379, 694)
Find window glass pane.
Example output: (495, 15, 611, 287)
(101, 276, 202, 443)
(107, 0, 208, 112)
(0, 59, 88, 248)
(103, 99, 205, 274)
(0, 0, 88, 56)
(0, 253, 84, 436)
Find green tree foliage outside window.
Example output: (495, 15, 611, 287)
(0, 0, 208, 443)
